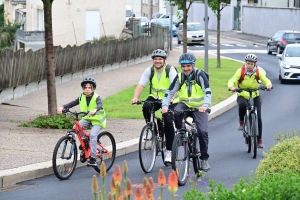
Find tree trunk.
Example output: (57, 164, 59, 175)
(43, 0, 57, 116)
(217, 9, 221, 68)
(182, 4, 188, 53)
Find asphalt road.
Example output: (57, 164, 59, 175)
(1, 38, 300, 200)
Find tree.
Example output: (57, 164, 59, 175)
(208, 0, 230, 68)
(167, 0, 195, 53)
(42, 0, 57, 116)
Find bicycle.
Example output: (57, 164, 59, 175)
(171, 108, 211, 186)
(133, 99, 170, 173)
(231, 85, 271, 159)
(52, 108, 116, 180)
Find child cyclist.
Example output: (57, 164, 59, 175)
(58, 77, 106, 166)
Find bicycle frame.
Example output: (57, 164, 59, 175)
(177, 110, 198, 160)
(244, 90, 258, 139)
(66, 111, 111, 160)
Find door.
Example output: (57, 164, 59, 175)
(85, 11, 100, 41)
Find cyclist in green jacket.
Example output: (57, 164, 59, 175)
(58, 77, 106, 166)
(131, 49, 177, 164)
(228, 54, 272, 148)
(162, 52, 211, 171)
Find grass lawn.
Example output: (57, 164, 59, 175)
(103, 58, 243, 119)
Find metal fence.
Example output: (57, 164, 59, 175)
(0, 28, 169, 91)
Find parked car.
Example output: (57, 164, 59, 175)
(172, 24, 177, 37)
(127, 17, 150, 33)
(177, 22, 205, 45)
(152, 12, 164, 19)
(158, 13, 182, 24)
(267, 30, 300, 55)
(152, 19, 172, 31)
(276, 43, 300, 84)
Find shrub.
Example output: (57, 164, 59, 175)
(256, 132, 300, 177)
(21, 114, 74, 129)
(205, 171, 300, 199)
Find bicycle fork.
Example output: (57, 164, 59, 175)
(61, 140, 75, 160)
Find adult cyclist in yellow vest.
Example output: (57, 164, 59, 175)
(228, 54, 272, 149)
(58, 77, 106, 166)
(131, 49, 177, 164)
(162, 52, 212, 172)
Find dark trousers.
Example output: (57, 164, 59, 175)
(142, 96, 175, 150)
(237, 96, 262, 139)
(174, 102, 209, 160)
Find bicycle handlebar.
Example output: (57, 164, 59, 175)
(132, 99, 162, 105)
(174, 108, 211, 114)
(228, 85, 273, 93)
(62, 108, 89, 117)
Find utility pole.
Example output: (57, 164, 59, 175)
(204, 0, 208, 73)
(170, 4, 173, 51)
(150, 0, 153, 19)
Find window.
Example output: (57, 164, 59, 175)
(295, 0, 300, 8)
(85, 11, 100, 40)
(37, 9, 44, 31)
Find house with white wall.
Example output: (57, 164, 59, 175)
(4, 0, 126, 50)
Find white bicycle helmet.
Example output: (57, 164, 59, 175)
(81, 77, 97, 89)
(151, 49, 167, 59)
(245, 54, 258, 62)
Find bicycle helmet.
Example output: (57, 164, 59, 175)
(81, 77, 96, 89)
(245, 54, 258, 62)
(178, 52, 196, 65)
(151, 49, 167, 59)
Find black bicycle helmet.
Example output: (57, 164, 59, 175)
(81, 77, 96, 89)
(178, 52, 196, 64)
(245, 54, 258, 62)
(151, 49, 167, 59)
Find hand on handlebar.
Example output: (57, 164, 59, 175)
(161, 107, 168, 114)
(87, 109, 97, 116)
(131, 97, 139, 104)
(199, 106, 208, 113)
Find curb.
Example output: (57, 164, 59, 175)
(0, 95, 237, 188)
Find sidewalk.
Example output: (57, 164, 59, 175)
(0, 30, 262, 188)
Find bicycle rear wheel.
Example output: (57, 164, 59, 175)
(192, 136, 202, 177)
(52, 135, 77, 180)
(94, 131, 116, 173)
(139, 125, 157, 173)
(250, 113, 257, 159)
(171, 133, 189, 186)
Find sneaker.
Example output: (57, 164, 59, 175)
(257, 139, 264, 149)
(146, 130, 152, 140)
(201, 160, 210, 172)
(164, 150, 172, 164)
(238, 121, 244, 131)
(87, 157, 97, 166)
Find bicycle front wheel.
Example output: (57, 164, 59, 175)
(250, 113, 257, 159)
(171, 133, 189, 186)
(94, 131, 116, 173)
(52, 135, 77, 180)
(139, 125, 157, 173)
(192, 136, 202, 177)
(245, 117, 251, 153)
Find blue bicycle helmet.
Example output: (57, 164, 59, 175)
(178, 52, 196, 65)
(81, 77, 96, 89)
